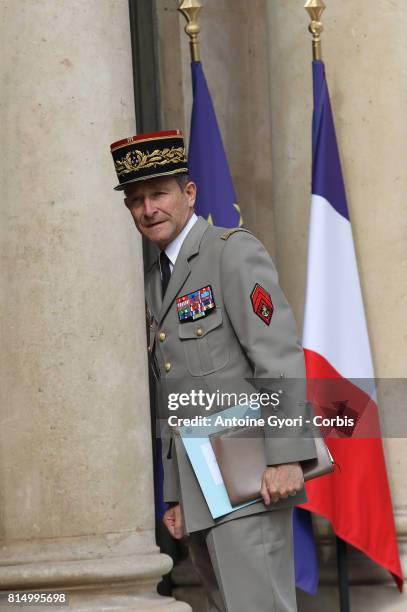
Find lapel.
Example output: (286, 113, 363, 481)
(157, 216, 208, 325)
(145, 261, 162, 323)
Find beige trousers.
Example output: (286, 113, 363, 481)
(185, 508, 297, 612)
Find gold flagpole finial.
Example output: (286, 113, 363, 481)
(304, 0, 326, 61)
(178, 0, 203, 62)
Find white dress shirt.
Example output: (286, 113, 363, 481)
(162, 213, 198, 275)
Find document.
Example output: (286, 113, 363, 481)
(178, 404, 262, 518)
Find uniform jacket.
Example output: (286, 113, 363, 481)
(145, 216, 317, 534)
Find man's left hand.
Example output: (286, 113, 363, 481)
(260, 462, 304, 506)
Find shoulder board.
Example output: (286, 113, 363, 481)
(220, 227, 252, 241)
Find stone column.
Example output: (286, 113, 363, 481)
(266, 1, 406, 610)
(0, 1, 189, 610)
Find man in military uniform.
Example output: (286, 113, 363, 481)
(111, 130, 317, 612)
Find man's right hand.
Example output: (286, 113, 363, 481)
(163, 504, 184, 539)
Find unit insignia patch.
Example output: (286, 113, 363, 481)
(250, 283, 274, 326)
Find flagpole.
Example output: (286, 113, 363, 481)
(336, 536, 351, 612)
(305, 0, 326, 61)
(178, 0, 203, 62)
(304, 2, 351, 611)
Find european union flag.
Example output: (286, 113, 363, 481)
(187, 58, 319, 595)
(293, 507, 319, 594)
(188, 61, 242, 227)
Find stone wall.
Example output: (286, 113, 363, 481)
(0, 1, 189, 609)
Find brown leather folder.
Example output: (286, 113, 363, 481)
(209, 426, 334, 506)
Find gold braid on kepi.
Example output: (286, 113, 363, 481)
(110, 129, 189, 191)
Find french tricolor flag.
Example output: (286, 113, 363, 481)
(301, 60, 403, 590)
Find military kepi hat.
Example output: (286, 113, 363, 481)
(110, 129, 188, 191)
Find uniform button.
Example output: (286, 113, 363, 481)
(159, 331, 166, 342)
(196, 327, 203, 337)
(164, 362, 172, 372)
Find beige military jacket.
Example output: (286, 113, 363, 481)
(145, 216, 316, 534)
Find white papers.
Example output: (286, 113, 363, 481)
(200, 442, 224, 485)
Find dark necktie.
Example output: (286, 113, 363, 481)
(159, 250, 171, 298)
